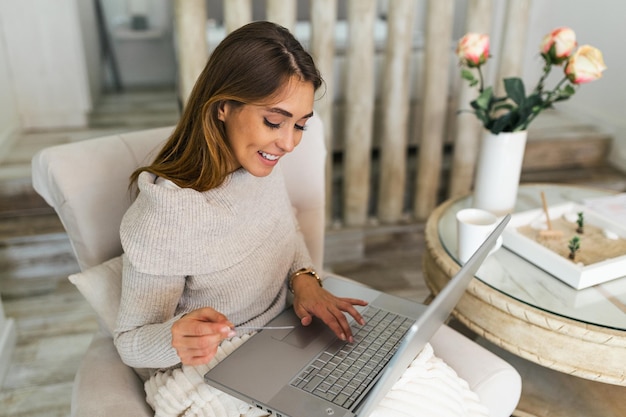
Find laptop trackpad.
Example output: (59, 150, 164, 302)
(275, 319, 329, 349)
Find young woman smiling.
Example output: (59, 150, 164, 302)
(113, 21, 367, 416)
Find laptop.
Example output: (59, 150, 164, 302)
(205, 214, 510, 417)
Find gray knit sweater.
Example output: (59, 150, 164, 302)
(114, 167, 313, 370)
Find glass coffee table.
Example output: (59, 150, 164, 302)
(423, 183, 626, 387)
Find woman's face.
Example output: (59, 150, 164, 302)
(217, 77, 315, 177)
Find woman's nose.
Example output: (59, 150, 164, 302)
(276, 131, 296, 153)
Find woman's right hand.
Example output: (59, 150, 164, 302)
(171, 307, 236, 365)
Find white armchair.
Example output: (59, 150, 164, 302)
(31, 114, 520, 417)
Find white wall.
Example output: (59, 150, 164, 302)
(522, 1, 626, 172)
(0, 0, 92, 129)
(0, 27, 17, 371)
(0, 17, 20, 162)
(0, 1, 21, 381)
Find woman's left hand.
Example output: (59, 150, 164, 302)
(291, 275, 368, 343)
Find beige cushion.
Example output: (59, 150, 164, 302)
(31, 127, 173, 271)
(69, 256, 123, 334)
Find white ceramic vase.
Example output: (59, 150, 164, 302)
(472, 130, 528, 216)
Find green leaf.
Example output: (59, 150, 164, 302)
(493, 103, 515, 112)
(542, 49, 554, 66)
(557, 84, 576, 100)
(491, 113, 514, 134)
(461, 69, 475, 82)
(526, 93, 543, 107)
(504, 78, 526, 106)
(475, 87, 493, 111)
(563, 84, 576, 96)
(473, 108, 490, 126)
(544, 55, 553, 67)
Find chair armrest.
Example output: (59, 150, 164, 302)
(71, 329, 153, 417)
(430, 325, 522, 417)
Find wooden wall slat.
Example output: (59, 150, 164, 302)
(342, 0, 377, 227)
(310, 0, 338, 224)
(495, 0, 531, 97)
(223, 0, 252, 34)
(377, 0, 417, 224)
(266, 0, 296, 31)
(448, 0, 493, 199)
(173, 0, 208, 106)
(414, 0, 455, 220)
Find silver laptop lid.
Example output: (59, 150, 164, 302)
(356, 214, 510, 416)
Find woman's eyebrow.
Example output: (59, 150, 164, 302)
(268, 108, 314, 119)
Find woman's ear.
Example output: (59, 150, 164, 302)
(216, 101, 229, 122)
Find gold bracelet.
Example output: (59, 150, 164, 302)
(288, 268, 322, 293)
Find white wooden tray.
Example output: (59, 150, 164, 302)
(502, 202, 626, 289)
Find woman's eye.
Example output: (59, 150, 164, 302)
(264, 117, 307, 131)
(264, 118, 281, 129)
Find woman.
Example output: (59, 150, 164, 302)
(113, 21, 367, 415)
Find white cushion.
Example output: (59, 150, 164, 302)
(68, 256, 123, 334)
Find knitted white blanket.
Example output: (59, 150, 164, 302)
(145, 335, 489, 417)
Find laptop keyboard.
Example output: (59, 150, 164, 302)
(290, 306, 412, 409)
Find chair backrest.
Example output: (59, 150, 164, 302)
(31, 114, 326, 272)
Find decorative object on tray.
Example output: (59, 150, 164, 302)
(567, 236, 581, 261)
(456, 28, 607, 216)
(503, 200, 626, 290)
(539, 191, 563, 239)
(575, 211, 585, 234)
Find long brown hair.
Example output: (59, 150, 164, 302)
(130, 21, 323, 191)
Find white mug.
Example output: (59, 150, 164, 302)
(456, 208, 503, 264)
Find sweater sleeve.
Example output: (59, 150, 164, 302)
(290, 228, 315, 273)
(113, 255, 186, 369)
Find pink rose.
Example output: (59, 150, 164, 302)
(456, 33, 489, 67)
(541, 27, 577, 64)
(565, 45, 607, 84)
